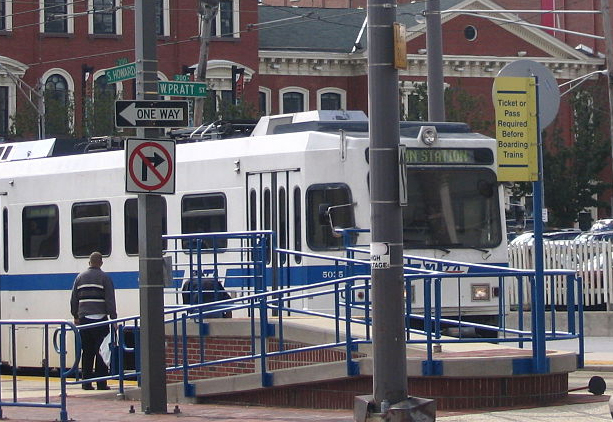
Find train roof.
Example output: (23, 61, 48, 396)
(0, 110, 487, 165)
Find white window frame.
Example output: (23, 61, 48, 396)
(158, 0, 170, 37)
(259, 87, 271, 116)
(316, 87, 346, 111)
(39, 0, 74, 34)
(87, 0, 122, 35)
(279, 87, 309, 114)
(1, 0, 13, 31)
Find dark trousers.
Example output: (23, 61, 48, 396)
(79, 316, 109, 388)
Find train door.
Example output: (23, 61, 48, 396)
(246, 169, 302, 298)
(0, 201, 5, 318)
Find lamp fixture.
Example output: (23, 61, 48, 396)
(313, 65, 322, 71)
(517, 51, 527, 57)
(417, 48, 427, 54)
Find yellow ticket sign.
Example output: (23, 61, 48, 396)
(493, 76, 538, 181)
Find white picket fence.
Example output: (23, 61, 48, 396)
(508, 240, 613, 310)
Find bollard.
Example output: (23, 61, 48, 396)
(568, 375, 606, 396)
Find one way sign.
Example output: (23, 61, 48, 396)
(115, 100, 189, 128)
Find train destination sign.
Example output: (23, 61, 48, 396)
(158, 81, 208, 97)
(493, 76, 538, 182)
(401, 148, 494, 165)
(126, 138, 176, 194)
(115, 100, 189, 128)
(105, 62, 137, 83)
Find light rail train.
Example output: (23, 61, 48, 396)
(0, 110, 508, 368)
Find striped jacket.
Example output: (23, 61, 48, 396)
(70, 267, 117, 319)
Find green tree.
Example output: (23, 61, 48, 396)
(83, 86, 120, 137)
(541, 89, 610, 226)
(400, 82, 493, 134)
(512, 88, 610, 227)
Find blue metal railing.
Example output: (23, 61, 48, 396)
(0, 230, 584, 420)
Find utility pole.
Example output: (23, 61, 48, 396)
(354, 0, 434, 419)
(135, 0, 167, 414)
(600, 0, 613, 213)
(194, 0, 219, 126)
(425, 0, 445, 122)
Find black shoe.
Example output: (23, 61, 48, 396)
(97, 385, 111, 390)
(82, 384, 94, 390)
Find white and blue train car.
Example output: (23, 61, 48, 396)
(0, 111, 508, 368)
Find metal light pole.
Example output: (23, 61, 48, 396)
(135, 0, 167, 414)
(354, 0, 435, 419)
(425, 0, 445, 122)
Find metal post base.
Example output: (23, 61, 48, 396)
(354, 395, 436, 422)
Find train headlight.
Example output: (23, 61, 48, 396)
(471, 284, 490, 301)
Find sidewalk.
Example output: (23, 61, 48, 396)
(1, 375, 611, 422)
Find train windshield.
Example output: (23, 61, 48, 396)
(402, 168, 502, 249)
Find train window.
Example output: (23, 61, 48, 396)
(72, 201, 111, 257)
(22, 204, 60, 259)
(181, 193, 227, 250)
(306, 184, 355, 251)
(3, 208, 8, 271)
(249, 189, 257, 231)
(293, 187, 302, 263)
(124, 197, 168, 255)
(278, 187, 287, 264)
(402, 169, 502, 249)
(264, 189, 271, 263)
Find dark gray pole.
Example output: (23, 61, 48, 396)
(366, 0, 407, 407)
(135, 0, 167, 414)
(600, 1, 613, 213)
(426, 0, 445, 122)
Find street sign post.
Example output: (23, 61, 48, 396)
(158, 81, 208, 97)
(105, 62, 137, 83)
(115, 100, 189, 128)
(125, 138, 176, 194)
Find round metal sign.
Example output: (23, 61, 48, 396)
(496, 60, 560, 129)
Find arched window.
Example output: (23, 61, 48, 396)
(283, 92, 304, 113)
(94, 74, 117, 99)
(317, 88, 346, 111)
(45, 74, 68, 105)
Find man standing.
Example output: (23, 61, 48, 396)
(70, 251, 117, 390)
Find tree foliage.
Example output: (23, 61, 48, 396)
(400, 82, 493, 134)
(512, 88, 610, 227)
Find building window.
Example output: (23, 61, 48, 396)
(45, 74, 68, 105)
(280, 87, 309, 114)
(181, 193, 227, 250)
(464, 25, 477, 41)
(156, 0, 169, 36)
(259, 87, 271, 116)
(0, 86, 8, 138)
(0, 1, 6, 30)
(317, 88, 346, 111)
(72, 201, 111, 257)
(43, 0, 69, 33)
(22, 205, 59, 259)
(93, 0, 116, 34)
(320, 93, 341, 110)
(210, 0, 238, 38)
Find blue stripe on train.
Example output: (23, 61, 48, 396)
(0, 272, 139, 291)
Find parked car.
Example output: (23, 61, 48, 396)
(588, 219, 613, 232)
(508, 229, 582, 246)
